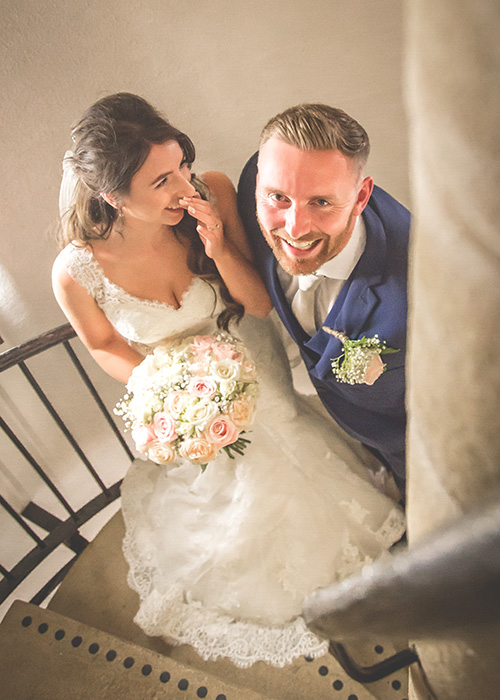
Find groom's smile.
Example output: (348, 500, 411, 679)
(255, 138, 373, 276)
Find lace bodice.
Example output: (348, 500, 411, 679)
(58, 243, 223, 351)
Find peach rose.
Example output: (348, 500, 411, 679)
(165, 390, 191, 419)
(180, 437, 218, 464)
(241, 359, 257, 380)
(363, 355, 385, 385)
(148, 440, 176, 464)
(153, 412, 177, 443)
(190, 360, 210, 376)
(131, 423, 157, 453)
(229, 397, 256, 427)
(187, 376, 218, 398)
(205, 415, 240, 447)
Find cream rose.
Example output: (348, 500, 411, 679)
(205, 415, 240, 447)
(218, 379, 238, 399)
(183, 398, 219, 427)
(210, 358, 241, 382)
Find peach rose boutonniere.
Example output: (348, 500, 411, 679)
(322, 327, 399, 386)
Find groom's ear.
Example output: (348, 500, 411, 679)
(101, 192, 119, 209)
(353, 176, 374, 217)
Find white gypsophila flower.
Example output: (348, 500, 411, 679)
(323, 327, 399, 386)
(152, 364, 183, 389)
(129, 392, 163, 424)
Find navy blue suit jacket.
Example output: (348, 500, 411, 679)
(237, 152, 410, 484)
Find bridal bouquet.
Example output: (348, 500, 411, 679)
(115, 332, 258, 470)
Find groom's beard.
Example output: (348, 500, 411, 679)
(256, 209, 356, 276)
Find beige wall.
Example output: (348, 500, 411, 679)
(0, 0, 408, 348)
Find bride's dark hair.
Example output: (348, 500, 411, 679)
(58, 92, 243, 330)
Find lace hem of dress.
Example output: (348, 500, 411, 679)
(121, 499, 404, 669)
(129, 583, 328, 668)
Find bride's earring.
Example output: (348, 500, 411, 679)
(116, 205, 125, 234)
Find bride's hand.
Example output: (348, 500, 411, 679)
(179, 195, 226, 260)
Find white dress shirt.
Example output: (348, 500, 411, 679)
(277, 215, 367, 335)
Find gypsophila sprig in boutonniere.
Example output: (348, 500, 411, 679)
(322, 327, 399, 385)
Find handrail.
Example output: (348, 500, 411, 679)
(0, 323, 129, 605)
(0, 324, 76, 372)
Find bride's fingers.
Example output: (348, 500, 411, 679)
(179, 197, 221, 229)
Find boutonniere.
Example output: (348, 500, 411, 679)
(322, 327, 399, 385)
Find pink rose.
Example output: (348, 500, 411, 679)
(188, 376, 218, 398)
(153, 412, 177, 443)
(212, 342, 237, 361)
(131, 423, 156, 453)
(191, 335, 216, 353)
(148, 440, 176, 464)
(229, 396, 256, 428)
(364, 355, 385, 385)
(180, 437, 218, 464)
(205, 415, 240, 447)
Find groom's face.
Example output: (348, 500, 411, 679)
(256, 138, 373, 276)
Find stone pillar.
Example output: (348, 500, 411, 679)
(405, 1, 500, 697)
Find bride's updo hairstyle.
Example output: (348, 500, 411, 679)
(60, 92, 243, 330)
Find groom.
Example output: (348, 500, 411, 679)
(237, 104, 410, 490)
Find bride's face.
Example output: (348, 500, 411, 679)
(120, 140, 196, 228)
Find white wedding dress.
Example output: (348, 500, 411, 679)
(59, 242, 405, 668)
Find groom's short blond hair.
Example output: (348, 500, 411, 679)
(259, 103, 370, 172)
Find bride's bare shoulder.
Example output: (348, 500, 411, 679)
(200, 171, 236, 201)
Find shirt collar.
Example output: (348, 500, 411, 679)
(314, 215, 366, 281)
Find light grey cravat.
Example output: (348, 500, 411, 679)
(291, 274, 324, 336)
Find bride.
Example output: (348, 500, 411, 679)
(52, 93, 405, 668)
